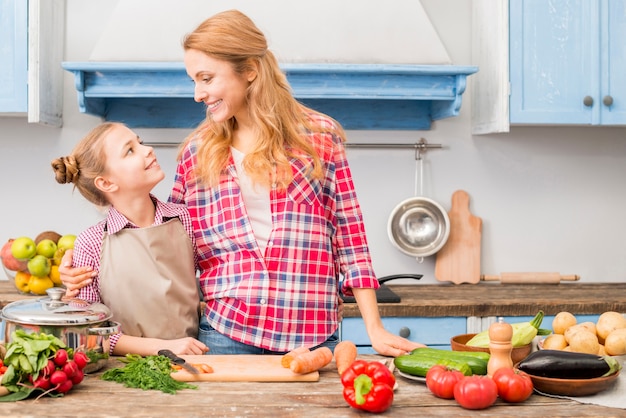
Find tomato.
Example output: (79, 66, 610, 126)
(492, 368, 534, 403)
(453, 375, 498, 410)
(425, 365, 465, 399)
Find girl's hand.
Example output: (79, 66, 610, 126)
(156, 338, 209, 356)
(58, 249, 96, 297)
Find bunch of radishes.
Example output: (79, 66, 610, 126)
(30, 349, 89, 394)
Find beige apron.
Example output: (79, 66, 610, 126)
(99, 218, 199, 339)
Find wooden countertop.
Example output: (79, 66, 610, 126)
(1, 356, 624, 417)
(343, 282, 626, 318)
(3, 281, 626, 319)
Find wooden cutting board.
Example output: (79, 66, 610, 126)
(169, 355, 320, 382)
(434, 190, 482, 284)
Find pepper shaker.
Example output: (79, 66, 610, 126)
(487, 317, 513, 376)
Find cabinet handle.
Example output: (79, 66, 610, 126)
(583, 96, 594, 107)
(399, 326, 411, 338)
(603, 95, 614, 107)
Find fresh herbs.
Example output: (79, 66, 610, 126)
(101, 354, 197, 394)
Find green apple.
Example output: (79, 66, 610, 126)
(27, 254, 52, 277)
(57, 234, 77, 251)
(36, 239, 58, 258)
(11, 236, 37, 260)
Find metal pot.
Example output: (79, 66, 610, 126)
(388, 152, 450, 261)
(1, 288, 119, 373)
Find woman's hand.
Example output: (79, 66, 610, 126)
(368, 325, 425, 357)
(58, 249, 96, 297)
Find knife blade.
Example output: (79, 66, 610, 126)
(158, 349, 200, 374)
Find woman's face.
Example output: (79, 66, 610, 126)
(99, 124, 165, 195)
(184, 48, 254, 124)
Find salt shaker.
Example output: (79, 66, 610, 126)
(487, 317, 513, 376)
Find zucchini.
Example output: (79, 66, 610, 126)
(517, 349, 622, 379)
(409, 347, 489, 375)
(394, 354, 473, 377)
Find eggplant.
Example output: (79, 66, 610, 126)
(517, 349, 621, 379)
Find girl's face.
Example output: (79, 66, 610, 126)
(99, 124, 165, 195)
(184, 49, 255, 124)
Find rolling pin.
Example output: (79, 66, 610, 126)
(480, 272, 580, 284)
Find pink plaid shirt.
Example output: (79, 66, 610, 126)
(169, 113, 379, 352)
(72, 195, 196, 353)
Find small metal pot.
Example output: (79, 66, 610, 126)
(1, 288, 119, 373)
(388, 196, 450, 261)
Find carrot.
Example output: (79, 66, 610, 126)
(290, 346, 333, 374)
(334, 340, 358, 375)
(281, 346, 310, 368)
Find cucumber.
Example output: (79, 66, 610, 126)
(394, 354, 473, 377)
(409, 347, 489, 375)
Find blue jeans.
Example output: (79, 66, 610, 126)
(198, 315, 340, 355)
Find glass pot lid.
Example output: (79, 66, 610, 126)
(1, 288, 112, 326)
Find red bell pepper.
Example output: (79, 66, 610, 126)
(341, 359, 395, 413)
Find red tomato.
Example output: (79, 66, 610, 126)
(492, 368, 534, 403)
(453, 375, 498, 410)
(425, 365, 465, 399)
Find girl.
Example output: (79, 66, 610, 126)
(52, 122, 208, 356)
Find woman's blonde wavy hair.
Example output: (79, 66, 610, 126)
(180, 9, 345, 189)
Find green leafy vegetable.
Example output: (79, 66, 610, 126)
(101, 354, 197, 394)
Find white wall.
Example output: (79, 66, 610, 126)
(1, 0, 624, 284)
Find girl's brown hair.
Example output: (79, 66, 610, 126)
(180, 9, 345, 189)
(51, 122, 120, 207)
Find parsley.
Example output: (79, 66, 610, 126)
(101, 354, 197, 394)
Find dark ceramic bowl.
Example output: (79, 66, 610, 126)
(514, 366, 620, 396)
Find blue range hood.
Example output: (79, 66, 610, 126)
(63, 62, 477, 130)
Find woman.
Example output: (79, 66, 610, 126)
(62, 9, 424, 357)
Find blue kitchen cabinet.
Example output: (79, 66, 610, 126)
(509, 0, 626, 125)
(341, 317, 467, 354)
(0, 0, 28, 113)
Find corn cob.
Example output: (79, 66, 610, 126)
(466, 311, 544, 348)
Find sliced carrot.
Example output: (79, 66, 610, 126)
(281, 346, 310, 368)
(334, 340, 358, 375)
(290, 346, 333, 374)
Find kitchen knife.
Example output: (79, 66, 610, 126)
(158, 349, 200, 374)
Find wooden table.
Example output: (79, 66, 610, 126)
(1, 356, 624, 418)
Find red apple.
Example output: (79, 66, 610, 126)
(1, 239, 28, 271)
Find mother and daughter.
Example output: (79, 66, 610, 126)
(56, 9, 424, 358)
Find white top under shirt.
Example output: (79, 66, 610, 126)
(231, 147, 272, 254)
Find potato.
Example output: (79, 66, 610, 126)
(597, 344, 607, 356)
(604, 328, 626, 356)
(596, 311, 626, 344)
(552, 311, 577, 334)
(564, 322, 596, 343)
(542, 334, 567, 350)
(568, 330, 600, 354)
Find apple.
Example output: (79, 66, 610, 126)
(52, 247, 66, 266)
(27, 254, 52, 277)
(1, 239, 28, 271)
(57, 234, 76, 251)
(14, 270, 31, 293)
(11, 236, 37, 260)
(36, 239, 58, 258)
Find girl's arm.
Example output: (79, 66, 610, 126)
(112, 335, 209, 357)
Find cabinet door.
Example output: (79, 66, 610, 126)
(342, 317, 466, 354)
(0, 0, 28, 113)
(510, 0, 598, 124)
(600, 0, 626, 124)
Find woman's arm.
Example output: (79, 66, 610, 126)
(352, 288, 424, 357)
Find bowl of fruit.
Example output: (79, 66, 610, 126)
(1, 231, 76, 295)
